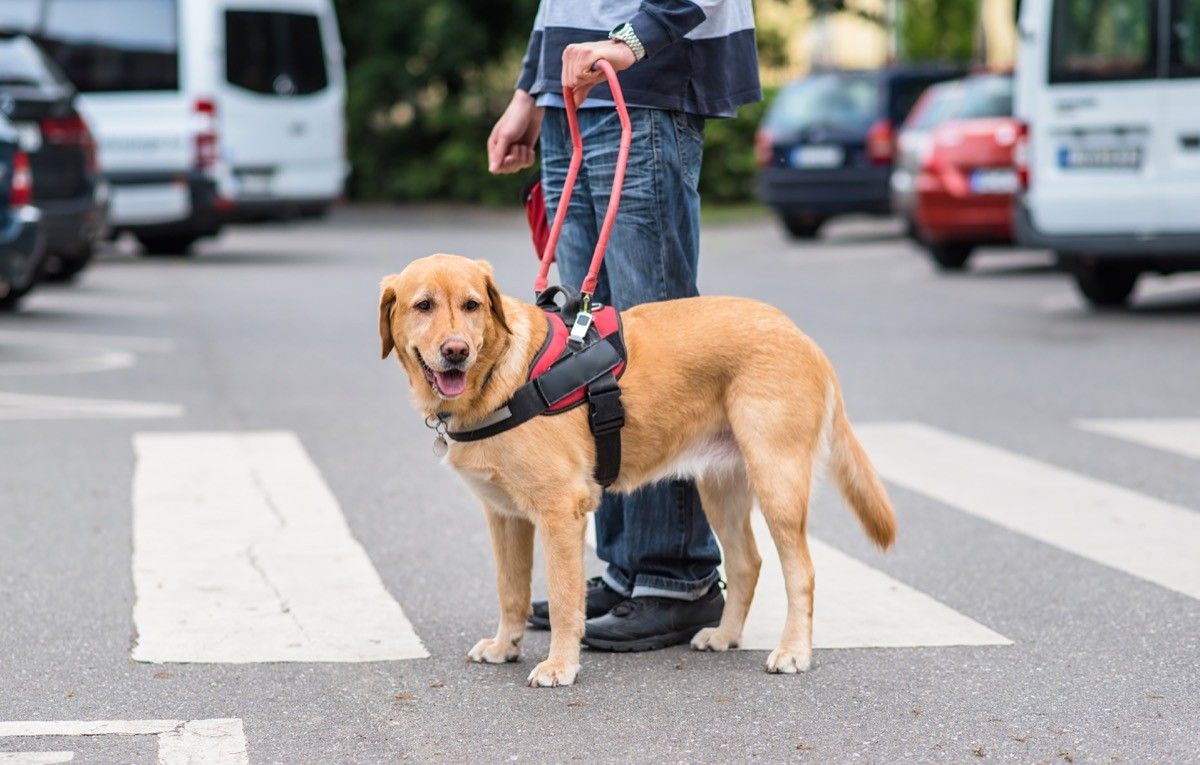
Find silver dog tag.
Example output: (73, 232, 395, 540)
(432, 435, 449, 457)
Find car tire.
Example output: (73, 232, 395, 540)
(137, 233, 201, 257)
(782, 216, 825, 240)
(927, 244, 973, 271)
(43, 245, 94, 282)
(0, 261, 44, 311)
(1072, 264, 1139, 308)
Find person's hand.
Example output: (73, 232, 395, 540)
(561, 40, 637, 107)
(487, 90, 543, 174)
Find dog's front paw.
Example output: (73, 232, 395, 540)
(526, 658, 578, 687)
(690, 626, 739, 652)
(468, 637, 520, 664)
(765, 647, 811, 674)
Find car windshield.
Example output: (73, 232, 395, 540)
(906, 76, 1012, 130)
(0, 34, 66, 88)
(764, 74, 878, 134)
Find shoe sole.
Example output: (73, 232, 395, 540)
(526, 616, 550, 631)
(581, 619, 720, 653)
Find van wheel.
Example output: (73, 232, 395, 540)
(1073, 264, 1139, 308)
(782, 216, 825, 240)
(927, 244, 973, 271)
(137, 234, 201, 257)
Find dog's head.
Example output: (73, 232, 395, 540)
(379, 254, 510, 410)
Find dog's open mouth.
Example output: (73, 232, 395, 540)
(416, 351, 467, 398)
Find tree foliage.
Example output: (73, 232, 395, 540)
(897, 0, 978, 62)
(335, 0, 539, 203)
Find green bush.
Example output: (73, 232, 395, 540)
(699, 91, 774, 204)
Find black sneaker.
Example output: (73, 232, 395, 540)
(527, 576, 625, 630)
(581, 583, 724, 652)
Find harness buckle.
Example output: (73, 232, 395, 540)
(588, 377, 624, 435)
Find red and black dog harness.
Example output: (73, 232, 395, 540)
(439, 288, 627, 487)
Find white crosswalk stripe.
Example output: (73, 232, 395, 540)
(857, 422, 1200, 601)
(0, 719, 247, 764)
(132, 432, 427, 663)
(585, 512, 1011, 650)
(1078, 418, 1200, 461)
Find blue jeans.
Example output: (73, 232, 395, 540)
(540, 106, 721, 601)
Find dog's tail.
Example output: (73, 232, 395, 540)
(827, 389, 896, 550)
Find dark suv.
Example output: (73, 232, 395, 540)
(0, 33, 105, 279)
(756, 65, 964, 239)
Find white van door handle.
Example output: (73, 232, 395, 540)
(1055, 97, 1097, 113)
(1180, 134, 1200, 150)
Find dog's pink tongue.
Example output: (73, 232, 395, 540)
(435, 371, 467, 397)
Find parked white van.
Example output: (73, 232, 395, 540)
(0, 0, 347, 255)
(1015, 0, 1200, 306)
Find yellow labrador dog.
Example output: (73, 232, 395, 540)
(380, 254, 896, 687)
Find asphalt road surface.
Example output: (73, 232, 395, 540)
(1, 208, 1198, 764)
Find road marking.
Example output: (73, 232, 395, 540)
(585, 512, 1010, 649)
(132, 431, 428, 663)
(0, 392, 182, 420)
(0, 330, 175, 353)
(0, 350, 136, 376)
(857, 422, 1200, 601)
(0, 753, 73, 764)
(21, 292, 168, 317)
(1078, 418, 1200, 461)
(0, 719, 246, 764)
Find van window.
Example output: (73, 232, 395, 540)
(36, 0, 179, 92)
(1170, 0, 1200, 76)
(1050, 0, 1157, 83)
(225, 11, 328, 97)
(764, 74, 878, 134)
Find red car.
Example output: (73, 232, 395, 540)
(897, 74, 1018, 270)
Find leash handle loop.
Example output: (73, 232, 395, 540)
(534, 59, 631, 301)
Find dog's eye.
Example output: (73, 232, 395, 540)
(463, 299, 480, 312)
(414, 300, 432, 312)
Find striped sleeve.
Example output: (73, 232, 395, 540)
(629, 0, 709, 58)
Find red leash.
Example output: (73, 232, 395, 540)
(534, 59, 632, 308)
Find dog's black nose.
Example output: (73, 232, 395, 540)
(441, 340, 469, 364)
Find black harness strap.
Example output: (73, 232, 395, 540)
(586, 371, 624, 486)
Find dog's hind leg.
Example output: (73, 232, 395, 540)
(750, 460, 817, 673)
(691, 465, 759, 652)
(468, 507, 534, 665)
(728, 379, 826, 674)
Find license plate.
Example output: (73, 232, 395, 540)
(790, 145, 844, 169)
(236, 171, 273, 197)
(14, 123, 42, 152)
(969, 168, 1019, 194)
(1057, 146, 1142, 170)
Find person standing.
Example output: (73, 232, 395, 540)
(486, 1, 761, 651)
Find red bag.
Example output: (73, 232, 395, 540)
(523, 176, 550, 259)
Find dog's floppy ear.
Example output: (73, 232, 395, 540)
(476, 260, 511, 335)
(379, 282, 397, 359)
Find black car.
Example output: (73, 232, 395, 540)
(756, 66, 965, 239)
(0, 33, 105, 280)
(0, 112, 45, 310)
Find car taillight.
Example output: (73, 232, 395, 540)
(194, 98, 219, 170)
(10, 150, 32, 207)
(1013, 121, 1030, 190)
(866, 119, 894, 165)
(755, 129, 774, 168)
(41, 112, 98, 173)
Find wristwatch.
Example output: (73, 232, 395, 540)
(609, 22, 646, 61)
